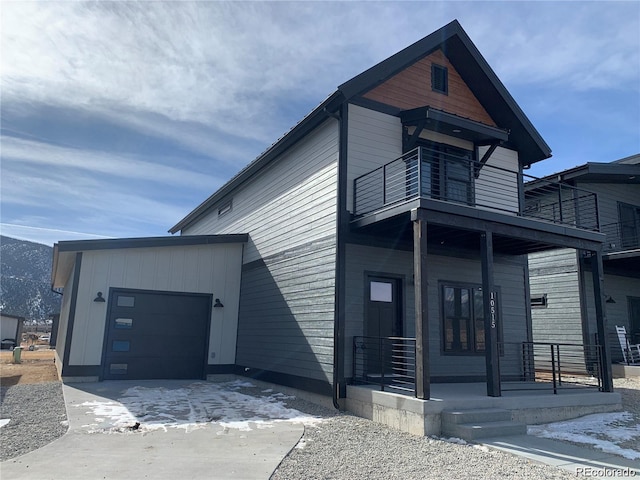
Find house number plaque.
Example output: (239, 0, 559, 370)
(490, 291, 497, 329)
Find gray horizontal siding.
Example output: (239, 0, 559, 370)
(529, 249, 583, 345)
(579, 182, 640, 228)
(345, 244, 529, 379)
(236, 242, 336, 383)
(182, 119, 339, 264)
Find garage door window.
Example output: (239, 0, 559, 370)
(112, 340, 130, 352)
(109, 363, 128, 375)
(117, 296, 135, 307)
(114, 318, 133, 329)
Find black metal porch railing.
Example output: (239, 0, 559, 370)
(352, 336, 416, 395)
(498, 342, 604, 394)
(352, 336, 604, 397)
(600, 221, 640, 253)
(352, 146, 600, 232)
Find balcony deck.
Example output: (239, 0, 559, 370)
(352, 146, 600, 233)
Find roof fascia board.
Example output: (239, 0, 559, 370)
(169, 93, 343, 233)
(56, 234, 248, 253)
(445, 28, 551, 162)
(338, 20, 462, 99)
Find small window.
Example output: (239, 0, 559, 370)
(117, 296, 135, 307)
(531, 294, 548, 308)
(114, 318, 133, 329)
(109, 363, 128, 375)
(431, 64, 448, 94)
(112, 340, 131, 352)
(218, 200, 232, 217)
(370, 281, 393, 303)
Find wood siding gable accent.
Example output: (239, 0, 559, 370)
(362, 50, 496, 127)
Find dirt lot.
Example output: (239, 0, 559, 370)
(0, 349, 59, 386)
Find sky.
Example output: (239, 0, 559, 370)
(1, 1, 639, 247)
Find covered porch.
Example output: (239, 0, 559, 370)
(345, 198, 615, 401)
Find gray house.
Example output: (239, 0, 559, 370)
(169, 19, 614, 402)
(528, 154, 640, 366)
(52, 22, 618, 429)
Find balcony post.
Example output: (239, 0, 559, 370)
(481, 231, 501, 397)
(591, 249, 614, 392)
(412, 208, 430, 400)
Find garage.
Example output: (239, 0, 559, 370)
(50, 235, 246, 382)
(103, 289, 211, 380)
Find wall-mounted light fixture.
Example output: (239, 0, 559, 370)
(94, 292, 106, 303)
(214, 298, 224, 308)
(605, 295, 616, 304)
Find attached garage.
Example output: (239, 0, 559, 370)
(103, 289, 212, 380)
(51, 235, 247, 382)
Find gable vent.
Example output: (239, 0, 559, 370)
(431, 64, 448, 95)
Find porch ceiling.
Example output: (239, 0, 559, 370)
(349, 200, 605, 256)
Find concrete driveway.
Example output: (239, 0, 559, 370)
(1, 379, 306, 479)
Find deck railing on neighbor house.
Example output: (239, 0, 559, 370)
(352, 146, 600, 232)
(600, 221, 640, 253)
(352, 336, 604, 397)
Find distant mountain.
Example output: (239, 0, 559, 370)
(0, 236, 61, 320)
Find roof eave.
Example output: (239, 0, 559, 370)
(169, 92, 344, 233)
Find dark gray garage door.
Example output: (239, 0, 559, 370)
(103, 289, 211, 380)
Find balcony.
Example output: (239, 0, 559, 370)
(352, 146, 600, 232)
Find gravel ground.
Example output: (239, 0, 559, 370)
(0, 382, 68, 461)
(0, 377, 637, 479)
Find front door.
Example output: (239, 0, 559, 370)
(365, 275, 402, 376)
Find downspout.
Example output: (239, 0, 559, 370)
(324, 104, 346, 410)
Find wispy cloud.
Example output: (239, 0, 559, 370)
(1, 2, 638, 244)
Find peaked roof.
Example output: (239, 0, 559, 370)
(530, 153, 640, 185)
(170, 20, 550, 234)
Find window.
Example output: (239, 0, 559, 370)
(112, 340, 131, 352)
(114, 318, 133, 329)
(218, 200, 232, 217)
(408, 141, 474, 205)
(618, 202, 640, 249)
(116, 296, 135, 307)
(370, 281, 393, 303)
(442, 284, 500, 354)
(531, 294, 548, 308)
(431, 64, 448, 94)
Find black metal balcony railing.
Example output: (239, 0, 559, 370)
(600, 221, 640, 253)
(352, 336, 604, 397)
(352, 146, 600, 232)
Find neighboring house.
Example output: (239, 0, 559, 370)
(528, 154, 640, 364)
(51, 20, 615, 412)
(0, 312, 24, 349)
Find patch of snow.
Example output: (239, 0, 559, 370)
(0, 419, 10, 428)
(441, 436, 467, 445)
(75, 381, 323, 434)
(528, 412, 640, 460)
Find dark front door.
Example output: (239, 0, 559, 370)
(629, 297, 640, 344)
(365, 276, 402, 376)
(103, 289, 211, 380)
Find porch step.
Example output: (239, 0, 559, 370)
(441, 408, 527, 440)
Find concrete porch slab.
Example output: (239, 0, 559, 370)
(612, 363, 640, 378)
(345, 382, 621, 436)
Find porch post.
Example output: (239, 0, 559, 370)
(590, 249, 614, 392)
(412, 208, 430, 400)
(481, 231, 501, 397)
